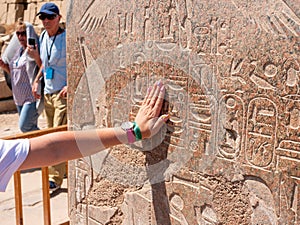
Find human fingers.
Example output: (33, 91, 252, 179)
(142, 87, 152, 105)
(149, 82, 163, 107)
(144, 80, 161, 105)
(27, 45, 33, 52)
(32, 83, 40, 99)
(135, 82, 166, 138)
(150, 114, 169, 137)
(33, 92, 41, 99)
(59, 90, 67, 98)
(33, 91, 40, 99)
(143, 87, 154, 105)
(152, 85, 165, 117)
(59, 86, 68, 98)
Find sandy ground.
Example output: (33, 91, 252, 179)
(0, 110, 47, 138)
(0, 111, 69, 225)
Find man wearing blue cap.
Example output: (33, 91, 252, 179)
(31, 2, 67, 193)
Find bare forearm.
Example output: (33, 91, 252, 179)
(34, 57, 42, 68)
(19, 81, 167, 170)
(19, 127, 127, 170)
(34, 68, 43, 83)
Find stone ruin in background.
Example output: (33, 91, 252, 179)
(0, 0, 66, 26)
(67, 0, 299, 224)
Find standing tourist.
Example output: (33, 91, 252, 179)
(32, 2, 67, 193)
(0, 18, 41, 133)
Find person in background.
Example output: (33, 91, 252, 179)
(31, 2, 67, 193)
(0, 18, 41, 133)
(0, 81, 168, 192)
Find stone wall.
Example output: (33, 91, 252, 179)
(66, 0, 300, 224)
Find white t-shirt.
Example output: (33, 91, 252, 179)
(0, 139, 29, 192)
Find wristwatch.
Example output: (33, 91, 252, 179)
(121, 121, 136, 144)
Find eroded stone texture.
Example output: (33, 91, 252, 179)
(67, 0, 300, 224)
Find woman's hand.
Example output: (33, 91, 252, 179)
(135, 80, 169, 139)
(0, 58, 10, 74)
(0, 58, 6, 68)
(27, 45, 38, 59)
(27, 45, 42, 67)
(32, 80, 41, 99)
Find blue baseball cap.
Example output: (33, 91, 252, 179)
(36, 2, 59, 16)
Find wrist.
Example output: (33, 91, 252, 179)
(121, 122, 136, 144)
(121, 121, 143, 143)
(133, 122, 142, 141)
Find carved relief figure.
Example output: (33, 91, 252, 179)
(231, 0, 300, 38)
(283, 58, 300, 96)
(78, 0, 111, 33)
(68, 0, 300, 224)
(244, 177, 277, 225)
(217, 94, 244, 160)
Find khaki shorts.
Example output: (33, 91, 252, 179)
(44, 92, 67, 128)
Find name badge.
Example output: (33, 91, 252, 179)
(45, 67, 54, 79)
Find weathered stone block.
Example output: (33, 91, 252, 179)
(6, 3, 24, 25)
(23, 2, 38, 25)
(0, 99, 15, 113)
(0, 3, 8, 24)
(6, 0, 25, 4)
(0, 76, 12, 99)
(67, 0, 300, 224)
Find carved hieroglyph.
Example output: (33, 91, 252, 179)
(66, 0, 300, 224)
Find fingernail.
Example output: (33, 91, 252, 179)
(161, 114, 170, 122)
(156, 80, 162, 87)
(160, 85, 165, 91)
(147, 87, 152, 93)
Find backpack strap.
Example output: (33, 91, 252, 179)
(40, 29, 47, 43)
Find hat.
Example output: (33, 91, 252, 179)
(36, 3, 59, 16)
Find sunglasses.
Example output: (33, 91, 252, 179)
(16, 31, 26, 36)
(39, 14, 57, 21)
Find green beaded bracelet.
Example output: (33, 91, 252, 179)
(133, 122, 142, 141)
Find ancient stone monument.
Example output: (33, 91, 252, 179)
(66, 0, 300, 224)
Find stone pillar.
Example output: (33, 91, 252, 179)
(0, 0, 67, 26)
(23, 1, 38, 26)
(0, 2, 8, 24)
(6, 0, 25, 25)
(67, 0, 300, 224)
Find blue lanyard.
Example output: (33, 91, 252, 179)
(15, 48, 24, 67)
(46, 30, 59, 66)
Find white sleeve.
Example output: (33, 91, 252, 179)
(0, 139, 30, 192)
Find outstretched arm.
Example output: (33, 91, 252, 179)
(20, 81, 168, 170)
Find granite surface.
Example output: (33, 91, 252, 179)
(66, 0, 300, 224)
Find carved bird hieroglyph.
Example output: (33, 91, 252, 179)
(78, 0, 112, 33)
(231, 0, 300, 37)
